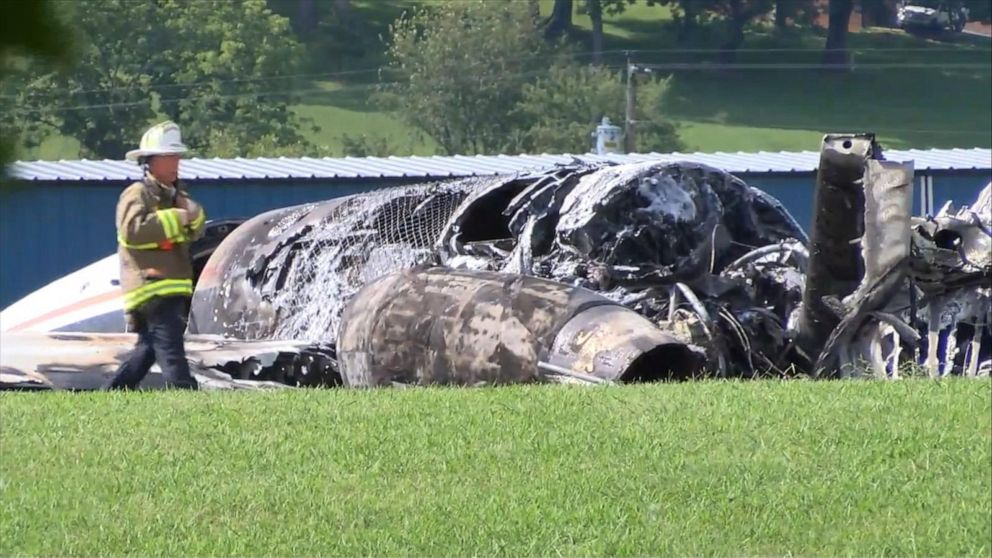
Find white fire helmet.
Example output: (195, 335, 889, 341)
(125, 120, 188, 162)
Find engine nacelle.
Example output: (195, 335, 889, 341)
(336, 268, 705, 387)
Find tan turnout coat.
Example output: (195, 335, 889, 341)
(116, 174, 206, 312)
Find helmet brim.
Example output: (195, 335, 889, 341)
(125, 145, 188, 162)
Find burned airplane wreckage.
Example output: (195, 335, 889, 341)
(1, 133, 990, 389)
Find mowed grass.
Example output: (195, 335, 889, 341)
(293, 80, 440, 155)
(660, 29, 992, 151)
(1, 380, 990, 556)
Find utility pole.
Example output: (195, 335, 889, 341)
(624, 55, 637, 154)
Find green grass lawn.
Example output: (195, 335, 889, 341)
(661, 29, 992, 151)
(293, 80, 440, 155)
(16, 3, 991, 160)
(2, 380, 989, 556)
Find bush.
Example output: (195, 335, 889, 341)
(515, 63, 684, 154)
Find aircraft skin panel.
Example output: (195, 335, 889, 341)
(50, 308, 126, 333)
(1, 220, 247, 334)
(1, 255, 122, 333)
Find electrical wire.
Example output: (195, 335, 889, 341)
(3, 44, 988, 100)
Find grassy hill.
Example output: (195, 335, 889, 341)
(1, 380, 989, 556)
(20, 1, 991, 160)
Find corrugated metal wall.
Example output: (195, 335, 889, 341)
(928, 172, 991, 213)
(2, 170, 988, 308)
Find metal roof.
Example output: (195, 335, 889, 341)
(5, 148, 991, 183)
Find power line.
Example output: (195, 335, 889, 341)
(11, 91, 989, 138)
(608, 46, 992, 54)
(6, 55, 987, 108)
(0, 68, 390, 100)
(6, 67, 565, 115)
(4, 44, 988, 100)
(632, 62, 991, 71)
(6, 86, 349, 115)
(1, 49, 612, 100)
(8, 62, 992, 117)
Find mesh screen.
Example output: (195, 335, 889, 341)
(265, 180, 486, 342)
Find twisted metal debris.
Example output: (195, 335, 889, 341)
(181, 133, 990, 386)
(0, 332, 335, 390)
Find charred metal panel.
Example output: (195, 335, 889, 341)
(813, 167, 991, 378)
(548, 304, 705, 382)
(861, 160, 915, 289)
(812, 158, 916, 377)
(189, 182, 482, 343)
(444, 162, 807, 288)
(0, 332, 338, 390)
(797, 134, 879, 362)
(909, 182, 992, 377)
(189, 203, 325, 339)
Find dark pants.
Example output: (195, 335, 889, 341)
(106, 295, 199, 390)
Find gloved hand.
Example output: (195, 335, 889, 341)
(176, 195, 202, 225)
(174, 208, 191, 226)
(184, 198, 203, 225)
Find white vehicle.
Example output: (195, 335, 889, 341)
(897, 2, 969, 32)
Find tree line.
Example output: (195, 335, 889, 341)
(2, 0, 986, 164)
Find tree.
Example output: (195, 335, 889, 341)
(266, 0, 324, 36)
(302, 0, 374, 72)
(0, 0, 72, 182)
(588, 0, 606, 64)
(859, 0, 895, 27)
(822, 0, 854, 69)
(158, 0, 314, 155)
(577, 0, 636, 63)
(380, 1, 551, 155)
(718, 0, 774, 62)
(12, 0, 164, 159)
(9, 0, 317, 159)
(515, 63, 684, 153)
(545, 0, 575, 39)
(648, 0, 774, 55)
(775, 0, 788, 31)
(645, 0, 712, 43)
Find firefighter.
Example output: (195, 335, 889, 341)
(105, 121, 206, 390)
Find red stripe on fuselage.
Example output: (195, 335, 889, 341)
(10, 290, 122, 332)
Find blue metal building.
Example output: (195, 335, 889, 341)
(2, 148, 989, 308)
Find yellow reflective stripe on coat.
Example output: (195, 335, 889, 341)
(117, 235, 160, 250)
(189, 209, 206, 231)
(155, 209, 177, 240)
(123, 279, 193, 311)
(155, 209, 188, 243)
(124, 279, 193, 304)
(118, 209, 188, 249)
